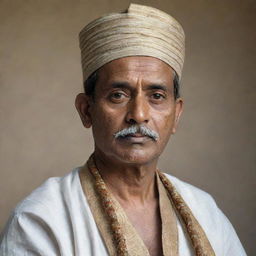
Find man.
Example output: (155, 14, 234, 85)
(0, 3, 246, 256)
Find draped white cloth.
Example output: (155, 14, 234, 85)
(0, 168, 246, 256)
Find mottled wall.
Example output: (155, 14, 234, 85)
(0, 0, 255, 254)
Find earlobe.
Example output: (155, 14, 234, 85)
(75, 93, 92, 128)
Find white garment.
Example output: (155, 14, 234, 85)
(0, 168, 246, 256)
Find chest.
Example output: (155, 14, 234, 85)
(123, 204, 163, 256)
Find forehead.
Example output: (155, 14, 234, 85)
(97, 56, 174, 85)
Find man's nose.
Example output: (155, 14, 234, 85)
(125, 95, 150, 125)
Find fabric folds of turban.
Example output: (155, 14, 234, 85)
(79, 3, 185, 82)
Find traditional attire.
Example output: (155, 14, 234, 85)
(79, 3, 185, 82)
(0, 164, 246, 255)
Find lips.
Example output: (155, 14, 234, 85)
(128, 133, 145, 137)
(120, 133, 151, 143)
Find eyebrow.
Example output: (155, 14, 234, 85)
(110, 82, 168, 92)
(111, 82, 131, 90)
(147, 84, 168, 92)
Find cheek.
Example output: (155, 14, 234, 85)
(157, 115, 175, 151)
(153, 108, 175, 134)
(91, 105, 123, 136)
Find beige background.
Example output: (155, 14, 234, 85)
(0, 0, 255, 254)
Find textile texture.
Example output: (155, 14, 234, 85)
(0, 167, 247, 255)
(79, 3, 185, 82)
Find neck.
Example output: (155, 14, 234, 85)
(93, 150, 159, 206)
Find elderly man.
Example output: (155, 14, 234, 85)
(0, 3, 246, 256)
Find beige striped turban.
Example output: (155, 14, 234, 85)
(79, 3, 185, 82)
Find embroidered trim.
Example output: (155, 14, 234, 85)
(87, 156, 128, 256)
(87, 154, 215, 256)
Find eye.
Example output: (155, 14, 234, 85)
(151, 93, 166, 100)
(109, 92, 128, 103)
(112, 92, 123, 99)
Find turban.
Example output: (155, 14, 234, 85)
(79, 3, 185, 82)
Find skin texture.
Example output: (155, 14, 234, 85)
(75, 56, 183, 256)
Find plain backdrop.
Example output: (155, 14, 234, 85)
(0, 0, 255, 254)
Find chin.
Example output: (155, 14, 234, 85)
(114, 148, 158, 165)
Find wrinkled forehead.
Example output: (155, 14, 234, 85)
(96, 56, 175, 91)
(98, 56, 174, 79)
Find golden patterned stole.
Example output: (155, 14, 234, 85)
(79, 164, 116, 255)
(158, 173, 215, 256)
(79, 164, 178, 256)
(79, 156, 215, 256)
(157, 173, 179, 256)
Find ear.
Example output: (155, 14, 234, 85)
(172, 98, 184, 134)
(75, 93, 93, 128)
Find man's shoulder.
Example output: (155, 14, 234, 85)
(163, 173, 220, 222)
(0, 167, 87, 255)
(163, 173, 247, 255)
(164, 173, 215, 204)
(13, 167, 82, 216)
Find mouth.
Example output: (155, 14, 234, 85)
(118, 133, 151, 143)
(128, 133, 146, 137)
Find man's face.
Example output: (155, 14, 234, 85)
(77, 56, 183, 165)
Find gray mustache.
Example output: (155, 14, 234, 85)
(114, 125, 159, 141)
